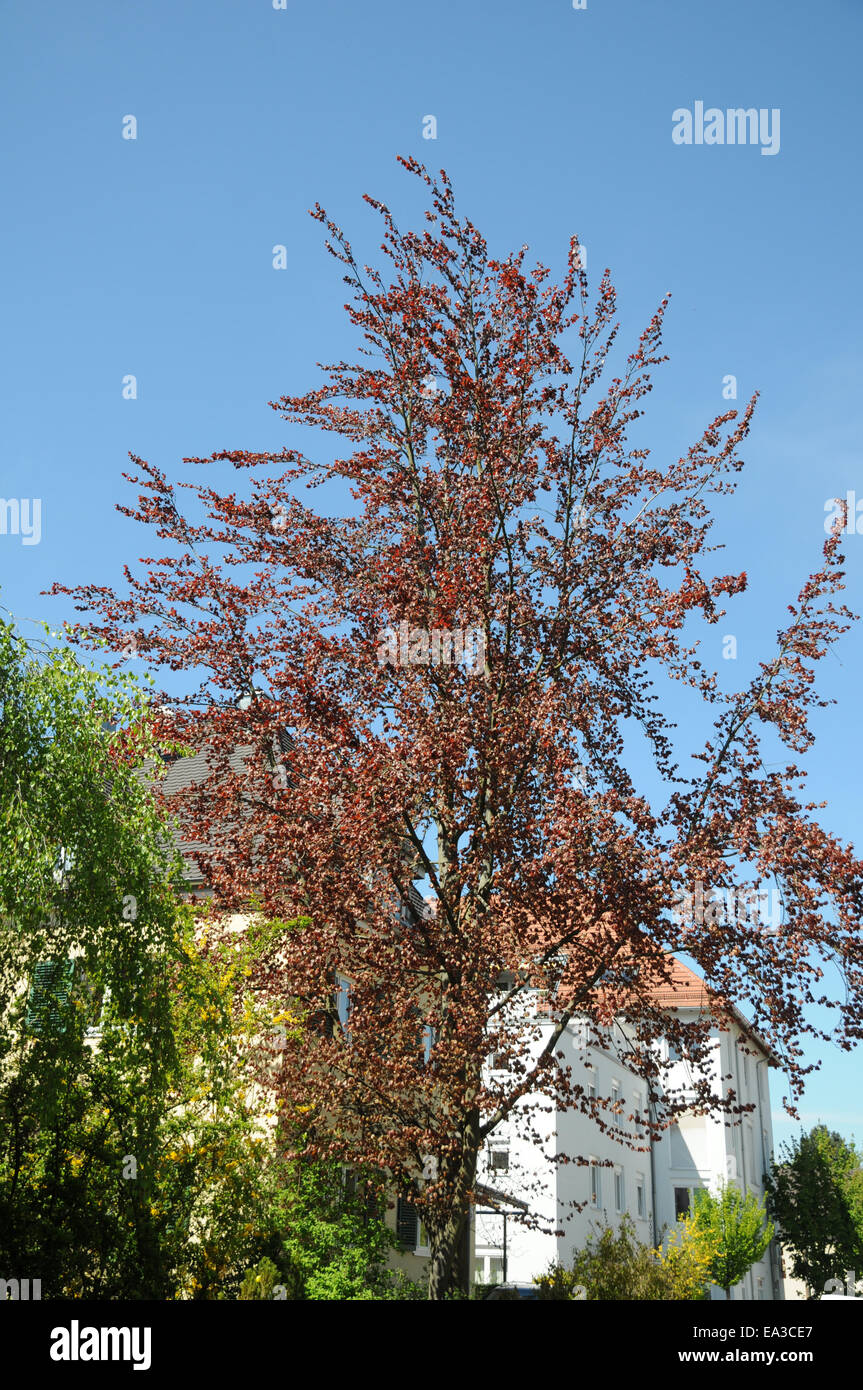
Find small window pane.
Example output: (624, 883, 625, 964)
(614, 1169, 624, 1211)
(674, 1186, 690, 1220)
(590, 1163, 600, 1207)
(335, 975, 351, 1030)
(612, 1085, 622, 1128)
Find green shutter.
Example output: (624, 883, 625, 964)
(396, 1190, 419, 1248)
(25, 959, 75, 1036)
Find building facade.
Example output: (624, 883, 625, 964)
(475, 960, 782, 1299)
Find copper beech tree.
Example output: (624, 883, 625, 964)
(55, 160, 863, 1299)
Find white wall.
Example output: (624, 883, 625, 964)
(476, 1015, 654, 1285)
(651, 1011, 780, 1300)
(476, 1004, 780, 1298)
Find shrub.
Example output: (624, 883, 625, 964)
(535, 1215, 714, 1300)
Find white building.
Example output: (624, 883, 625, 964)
(475, 958, 782, 1299)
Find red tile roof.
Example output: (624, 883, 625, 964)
(646, 955, 779, 1066)
(649, 957, 711, 1010)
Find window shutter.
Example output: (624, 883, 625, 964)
(396, 1191, 418, 1248)
(26, 959, 75, 1036)
(363, 1184, 382, 1223)
(407, 884, 427, 923)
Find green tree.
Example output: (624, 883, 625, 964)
(0, 618, 185, 1295)
(765, 1125, 863, 1297)
(256, 1158, 425, 1300)
(0, 621, 290, 1297)
(687, 1181, 773, 1298)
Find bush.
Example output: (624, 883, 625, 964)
(535, 1215, 714, 1300)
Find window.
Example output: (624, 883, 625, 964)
(399, 883, 429, 928)
(416, 1217, 430, 1255)
(396, 1187, 418, 1248)
(744, 1124, 756, 1185)
(475, 1254, 504, 1285)
(636, 1176, 646, 1219)
(589, 1161, 601, 1208)
(489, 1147, 509, 1173)
(612, 1081, 622, 1129)
(85, 983, 112, 1039)
(408, 1007, 433, 1069)
(614, 1167, 624, 1212)
(363, 1182, 383, 1224)
(25, 959, 75, 1036)
(343, 1169, 382, 1221)
(762, 1127, 771, 1177)
(674, 1186, 691, 1220)
(396, 1184, 429, 1255)
(52, 847, 75, 885)
(334, 973, 351, 1038)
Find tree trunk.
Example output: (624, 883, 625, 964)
(428, 1214, 467, 1300)
(427, 1138, 478, 1300)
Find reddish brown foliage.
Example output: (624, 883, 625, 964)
(52, 161, 863, 1297)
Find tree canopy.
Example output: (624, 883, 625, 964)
(52, 160, 863, 1297)
(688, 1181, 773, 1298)
(766, 1124, 863, 1296)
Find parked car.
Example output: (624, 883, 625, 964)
(484, 1282, 540, 1300)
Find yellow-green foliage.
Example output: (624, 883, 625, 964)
(685, 1181, 773, 1295)
(535, 1214, 715, 1301)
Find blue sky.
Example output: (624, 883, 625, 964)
(2, 0, 862, 1154)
